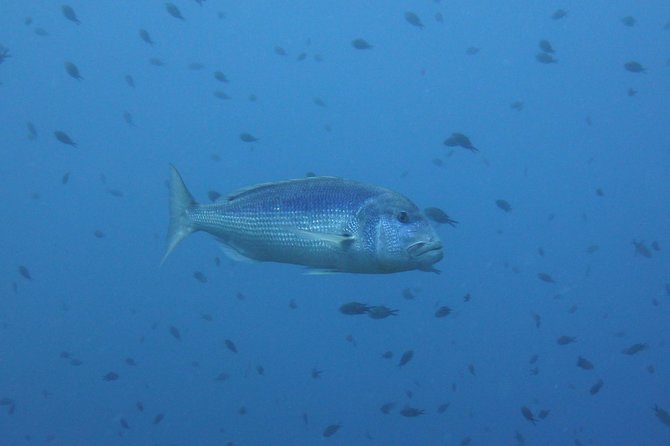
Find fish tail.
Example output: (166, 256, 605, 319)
(161, 165, 198, 264)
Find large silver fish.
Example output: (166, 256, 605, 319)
(163, 165, 443, 273)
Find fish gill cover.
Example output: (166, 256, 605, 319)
(1, 2, 669, 445)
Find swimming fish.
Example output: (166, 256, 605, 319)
(162, 165, 443, 273)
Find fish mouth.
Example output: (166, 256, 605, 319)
(407, 240, 443, 261)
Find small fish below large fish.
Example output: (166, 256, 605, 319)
(162, 165, 444, 274)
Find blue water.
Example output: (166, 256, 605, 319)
(2, 1, 669, 445)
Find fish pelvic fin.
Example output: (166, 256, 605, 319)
(161, 164, 198, 265)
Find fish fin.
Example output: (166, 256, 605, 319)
(161, 165, 198, 265)
(304, 268, 340, 275)
(218, 243, 259, 263)
(293, 229, 356, 249)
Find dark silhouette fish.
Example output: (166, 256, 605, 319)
(139, 29, 154, 45)
(536, 52, 557, 64)
(54, 131, 77, 147)
(539, 39, 554, 53)
(624, 61, 645, 73)
(444, 132, 478, 152)
(352, 38, 372, 49)
(621, 343, 647, 355)
(404, 12, 424, 28)
(398, 350, 414, 367)
(224, 339, 238, 353)
(400, 406, 424, 417)
(239, 132, 258, 142)
(434, 306, 452, 318)
(590, 379, 604, 395)
(521, 406, 537, 424)
(577, 356, 594, 370)
(339, 302, 371, 315)
(165, 3, 184, 20)
(64, 62, 82, 80)
(0, 46, 10, 64)
(367, 305, 398, 319)
(162, 165, 443, 273)
(61, 5, 80, 24)
(551, 9, 567, 20)
(322, 424, 341, 437)
(496, 199, 512, 212)
(424, 207, 458, 227)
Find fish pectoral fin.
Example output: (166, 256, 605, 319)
(294, 229, 356, 249)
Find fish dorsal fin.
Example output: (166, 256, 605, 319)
(223, 177, 341, 202)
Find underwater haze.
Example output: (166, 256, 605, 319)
(2, 1, 670, 445)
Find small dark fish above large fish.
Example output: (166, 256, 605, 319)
(162, 165, 443, 273)
(424, 207, 458, 227)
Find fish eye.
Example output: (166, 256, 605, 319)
(397, 211, 410, 223)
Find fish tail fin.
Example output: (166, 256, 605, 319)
(161, 164, 198, 265)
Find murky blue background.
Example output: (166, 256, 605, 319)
(2, 1, 669, 444)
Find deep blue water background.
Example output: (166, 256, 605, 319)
(2, 1, 670, 445)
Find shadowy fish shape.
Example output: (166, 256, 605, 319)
(54, 131, 77, 147)
(424, 207, 458, 226)
(577, 356, 594, 370)
(398, 350, 414, 367)
(166, 3, 184, 20)
(322, 424, 341, 437)
(162, 165, 443, 273)
(380, 402, 395, 414)
(434, 306, 452, 318)
(352, 38, 372, 49)
(169, 325, 181, 340)
(624, 61, 645, 73)
(367, 305, 398, 319)
(153, 413, 164, 424)
(539, 39, 554, 53)
(521, 406, 537, 424)
(444, 133, 478, 152)
(557, 335, 576, 345)
(139, 29, 153, 45)
(536, 52, 557, 64)
(404, 12, 424, 28)
(551, 9, 567, 20)
(339, 302, 371, 315)
(61, 5, 80, 24)
(590, 378, 604, 395)
(103, 372, 119, 381)
(213, 71, 228, 82)
(18, 266, 31, 280)
(654, 405, 670, 427)
(64, 62, 82, 80)
(621, 343, 647, 355)
(239, 132, 258, 142)
(125, 75, 135, 87)
(224, 339, 238, 353)
(621, 16, 636, 27)
(496, 199, 512, 212)
(400, 406, 424, 417)
(537, 272, 555, 283)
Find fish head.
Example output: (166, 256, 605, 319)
(360, 192, 443, 273)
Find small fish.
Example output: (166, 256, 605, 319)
(402, 288, 415, 300)
(64, 62, 83, 80)
(70, 358, 82, 366)
(322, 424, 341, 437)
(536, 52, 557, 64)
(239, 132, 258, 142)
(165, 3, 184, 20)
(510, 101, 524, 111)
(153, 413, 164, 424)
(398, 350, 414, 367)
(125, 357, 137, 366)
(557, 335, 576, 345)
(586, 244, 599, 254)
(136, 401, 144, 412)
(120, 418, 130, 429)
(577, 356, 594, 370)
(381, 351, 393, 359)
(633, 240, 652, 258)
(54, 131, 77, 147)
(653, 405, 670, 427)
(539, 39, 554, 53)
(624, 61, 645, 73)
(444, 132, 478, 152)
(188, 62, 204, 71)
(169, 325, 181, 340)
(207, 190, 222, 202)
(34, 28, 49, 36)
(352, 38, 372, 50)
(312, 97, 326, 107)
(256, 365, 264, 375)
(139, 29, 153, 45)
(123, 111, 134, 127)
(551, 9, 567, 20)
(589, 378, 604, 395)
(434, 306, 452, 318)
(213, 91, 231, 100)
(651, 241, 660, 251)
(521, 406, 537, 424)
(103, 372, 119, 381)
(531, 312, 541, 328)
(380, 402, 395, 414)
(61, 5, 80, 24)
(367, 305, 398, 319)
(213, 71, 228, 82)
(26, 122, 37, 140)
(274, 46, 287, 56)
(108, 189, 124, 198)
(61, 172, 70, 184)
(537, 272, 555, 283)
(424, 207, 458, 226)
(339, 301, 371, 315)
(224, 339, 238, 353)
(193, 271, 207, 283)
(149, 57, 166, 67)
(436, 403, 450, 414)
(404, 11, 424, 28)
(311, 368, 322, 379)
(399, 406, 424, 417)
(215, 372, 230, 381)
(125, 75, 135, 88)
(496, 199, 512, 212)
(538, 409, 550, 419)
(621, 343, 647, 355)
(18, 266, 31, 280)
(468, 363, 476, 376)
(465, 47, 480, 55)
(621, 16, 636, 27)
